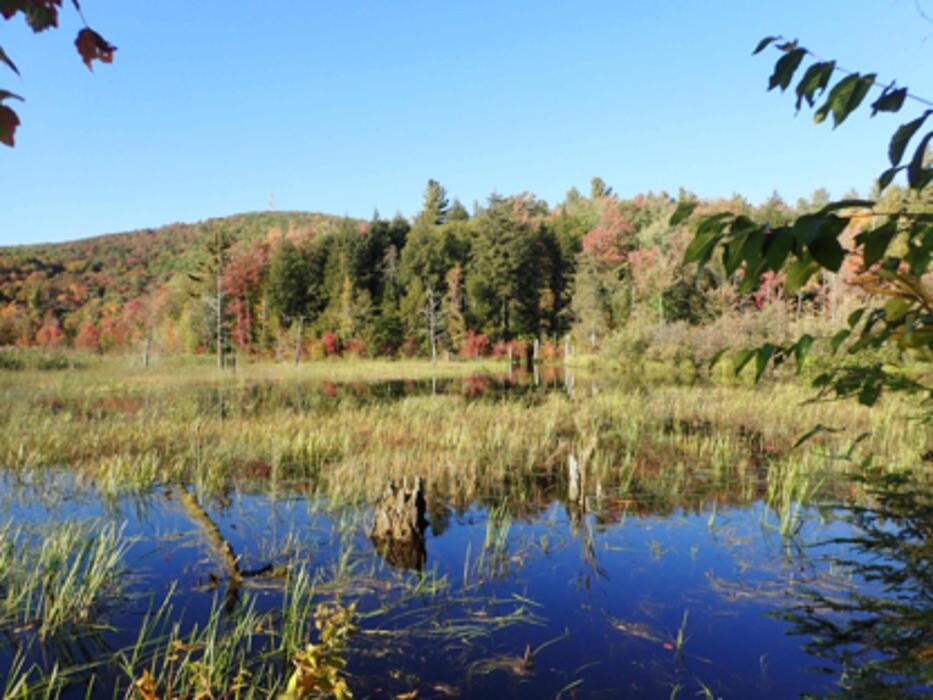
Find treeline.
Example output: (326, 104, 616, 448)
(1, 178, 924, 363)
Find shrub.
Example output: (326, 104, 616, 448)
(321, 332, 340, 357)
(460, 331, 490, 358)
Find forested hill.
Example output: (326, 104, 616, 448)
(0, 211, 357, 351)
(1, 210, 345, 293)
(1, 179, 916, 362)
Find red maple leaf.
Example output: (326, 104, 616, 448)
(0, 104, 20, 146)
(74, 27, 116, 70)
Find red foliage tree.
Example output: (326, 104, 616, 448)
(581, 202, 635, 266)
(460, 331, 490, 358)
(74, 321, 101, 352)
(35, 313, 64, 347)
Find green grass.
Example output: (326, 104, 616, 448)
(0, 358, 928, 508)
(0, 520, 130, 639)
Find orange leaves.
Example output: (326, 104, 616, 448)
(134, 669, 159, 700)
(75, 27, 115, 70)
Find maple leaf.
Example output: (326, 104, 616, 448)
(0, 92, 22, 147)
(74, 27, 116, 70)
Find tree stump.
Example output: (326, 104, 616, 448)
(568, 453, 581, 504)
(370, 476, 427, 570)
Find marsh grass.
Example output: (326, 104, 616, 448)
(0, 358, 930, 696)
(0, 520, 131, 639)
(1, 361, 926, 513)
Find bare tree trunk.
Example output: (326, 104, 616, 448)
(216, 244, 224, 370)
(427, 286, 438, 366)
(143, 336, 151, 369)
(294, 316, 304, 366)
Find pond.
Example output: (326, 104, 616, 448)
(0, 372, 929, 697)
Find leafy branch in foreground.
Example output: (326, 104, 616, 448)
(675, 36, 932, 412)
(1, 1, 115, 147)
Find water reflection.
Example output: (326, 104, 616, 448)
(778, 468, 933, 697)
(0, 464, 929, 697)
(56, 368, 587, 421)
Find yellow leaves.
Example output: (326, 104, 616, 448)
(279, 602, 358, 700)
(134, 670, 159, 700)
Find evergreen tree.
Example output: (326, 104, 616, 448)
(420, 179, 450, 226)
(466, 195, 543, 340)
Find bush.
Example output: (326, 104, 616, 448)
(460, 331, 490, 359)
(321, 332, 340, 357)
(0, 347, 88, 371)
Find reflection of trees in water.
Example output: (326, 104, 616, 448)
(779, 469, 932, 697)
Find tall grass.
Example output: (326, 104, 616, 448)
(0, 520, 131, 639)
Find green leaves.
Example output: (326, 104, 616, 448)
(906, 131, 931, 190)
(855, 219, 896, 268)
(813, 73, 876, 128)
(871, 83, 907, 116)
(701, 33, 933, 416)
(683, 212, 731, 267)
(784, 256, 820, 293)
(753, 36, 779, 55)
(830, 330, 850, 355)
(888, 112, 929, 167)
(768, 48, 806, 92)
(763, 227, 793, 271)
(732, 336, 815, 383)
(669, 200, 697, 227)
(795, 61, 834, 111)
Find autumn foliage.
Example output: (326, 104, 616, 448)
(0, 177, 912, 365)
(1, 1, 115, 146)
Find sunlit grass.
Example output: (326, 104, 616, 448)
(0, 520, 131, 639)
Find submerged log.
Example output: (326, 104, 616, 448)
(177, 487, 244, 584)
(176, 487, 287, 586)
(370, 477, 427, 570)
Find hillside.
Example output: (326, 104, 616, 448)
(0, 211, 356, 350)
(0, 181, 907, 365)
(1, 211, 346, 302)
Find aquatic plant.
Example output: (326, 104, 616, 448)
(0, 520, 130, 639)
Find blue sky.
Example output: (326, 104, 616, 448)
(2, 1, 931, 245)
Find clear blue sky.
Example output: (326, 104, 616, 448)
(2, 1, 931, 245)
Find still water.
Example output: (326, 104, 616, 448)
(0, 373, 928, 697)
(1, 466, 926, 698)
